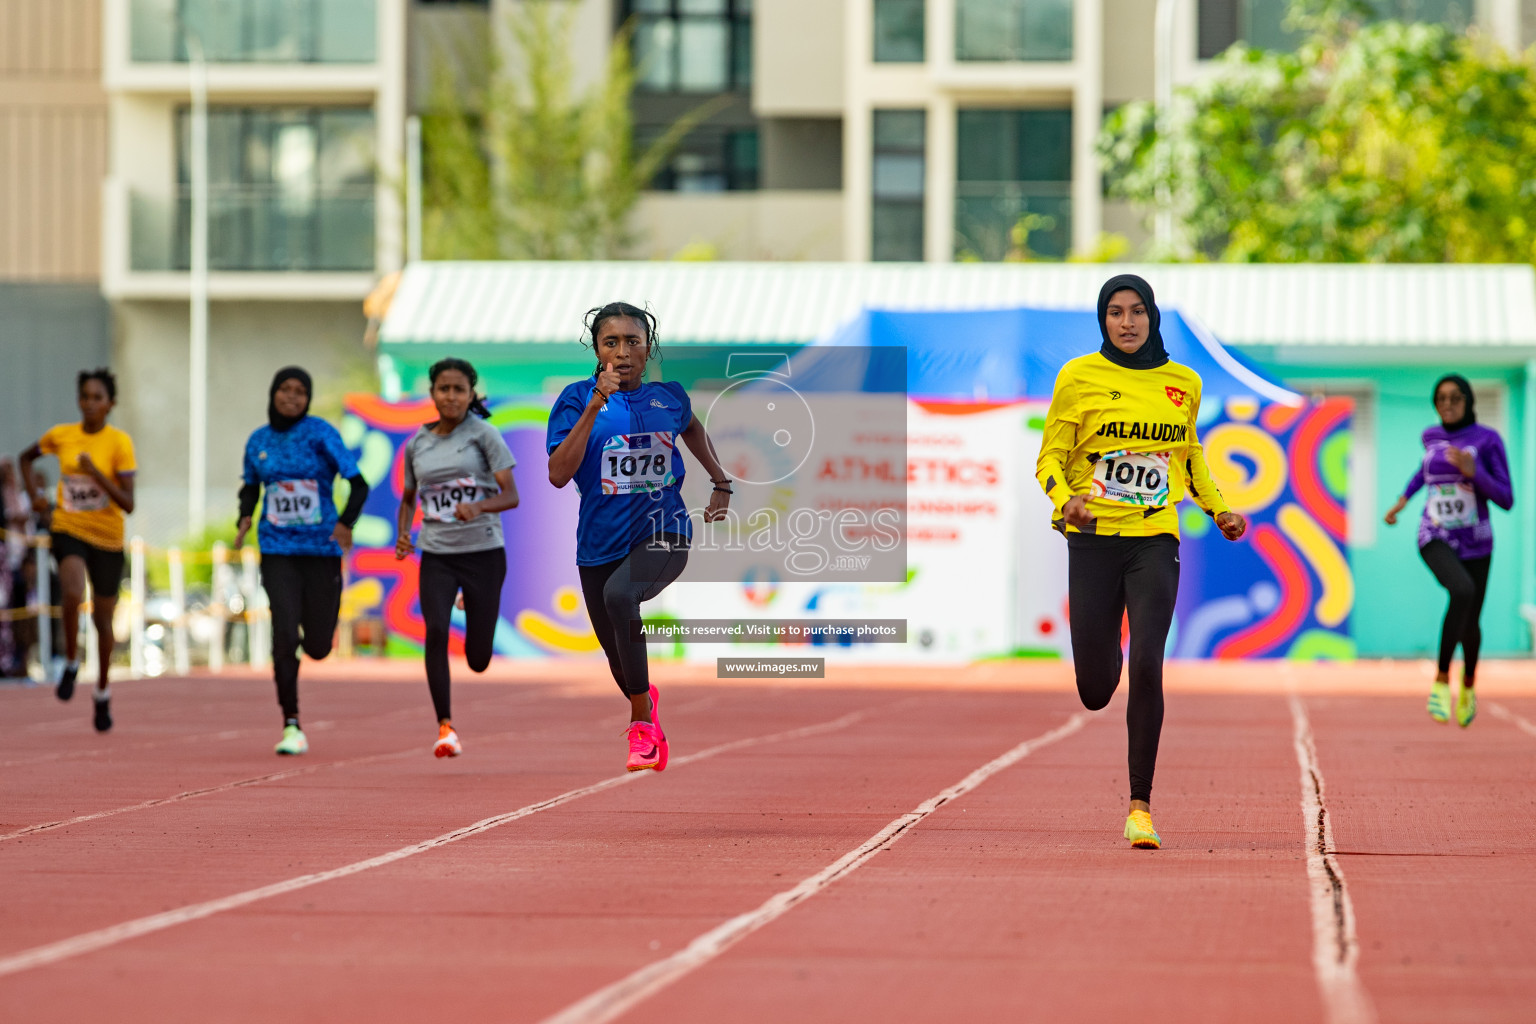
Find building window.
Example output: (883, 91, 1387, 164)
(156, 108, 376, 271)
(872, 110, 926, 262)
(955, 0, 1073, 62)
(1198, 0, 1472, 58)
(642, 126, 759, 191)
(874, 0, 926, 62)
(130, 0, 377, 63)
(954, 108, 1071, 260)
(627, 0, 752, 93)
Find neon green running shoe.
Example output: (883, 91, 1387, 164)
(274, 725, 308, 755)
(1456, 688, 1477, 728)
(1427, 681, 1451, 723)
(1124, 810, 1161, 849)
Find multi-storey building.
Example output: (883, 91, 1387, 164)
(100, 0, 406, 536)
(0, 0, 112, 458)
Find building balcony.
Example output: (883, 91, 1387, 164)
(104, 179, 378, 299)
(130, 0, 377, 64)
(954, 181, 1072, 261)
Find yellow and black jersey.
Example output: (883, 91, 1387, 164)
(1035, 352, 1229, 538)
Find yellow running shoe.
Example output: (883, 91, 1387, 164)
(1124, 810, 1161, 849)
(1427, 681, 1451, 723)
(1456, 687, 1477, 728)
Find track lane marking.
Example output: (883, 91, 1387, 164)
(537, 710, 1095, 1024)
(1488, 701, 1536, 738)
(1288, 695, 1377, 1024)
(2, 694, 735, 842)
(0, 708, 872, 977)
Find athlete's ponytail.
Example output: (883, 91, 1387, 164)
(428, 357, 492, 420)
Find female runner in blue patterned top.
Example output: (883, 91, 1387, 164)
(1384, 374, 1514, 728)
(234, 367, 370, 755)
(547, 303, 732, 773)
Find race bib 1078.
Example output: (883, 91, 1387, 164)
(61, 474, 108, 513)
(601, 432, 676, 495)
(265, 479, 322, 527)
(420, 476, 480, 523)
(1426, 481, 1478, 530)
(1090, 450, 1172, 507)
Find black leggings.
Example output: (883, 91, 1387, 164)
(1420, 540, 1492, 681)
(1067, 533, 1180, 805)
(578, 535, 689, 698)
(420, 548, 507, 722)
(260, 554, 342, 720)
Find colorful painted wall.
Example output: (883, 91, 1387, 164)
(1243, 360, 1531, 658)
(336, 392, 1358, 663)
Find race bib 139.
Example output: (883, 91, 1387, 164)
(1426, 481, 1478, 530)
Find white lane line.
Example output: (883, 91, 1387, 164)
(0, 743, 420, 843)
(538, 710, 1095, 1024)
(0, 708, 871, 978)
(5, 691, 764, 842)
(1488, 702, 1536, 738)
(1288, 695, 1377, 1024)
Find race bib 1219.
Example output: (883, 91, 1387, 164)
(265, 479, 322, 527)
(601, 432, 676, 495)
(420, 476, 480, 522)
(1090, 450, 1172, 507)
(1426, 481, 1478, 530)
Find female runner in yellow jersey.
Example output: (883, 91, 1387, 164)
(1036, 274, 1246, 849)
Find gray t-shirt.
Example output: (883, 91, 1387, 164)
(402, 417, 516, 554)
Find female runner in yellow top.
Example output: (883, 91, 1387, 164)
(19, 369, 137, 731)
(1036, 275, 1246, 849)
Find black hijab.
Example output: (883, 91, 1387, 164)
(268, 366, 312, 433)
(1433, 373, 1477, 432)
(1096, 274, 1169, 370)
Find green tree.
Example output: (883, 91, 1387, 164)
(1098, 0, 1536, 262)
(422, 1, 724, 260)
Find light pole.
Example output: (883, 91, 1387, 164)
(187, 32, 210, 537)
(1154, 0, 1179, 251)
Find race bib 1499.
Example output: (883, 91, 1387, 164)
(420, 476, 480, 522)
(601, 432, 676, 495)
(265, 479, 322, 527)
(1090, 450, 1172, 507)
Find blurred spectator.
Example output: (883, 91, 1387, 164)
(1, 460, 59, 677)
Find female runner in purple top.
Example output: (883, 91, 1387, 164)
(1384, 375, 1514, 727)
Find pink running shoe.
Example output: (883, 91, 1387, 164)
(626, 720, 662, 772)
(649, 684, 668, 771)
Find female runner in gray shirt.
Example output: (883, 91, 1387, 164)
(395, 358, 519, 757)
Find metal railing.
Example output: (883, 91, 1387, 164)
(955, 0, 1074, 62)
(129, 186, 376, 272)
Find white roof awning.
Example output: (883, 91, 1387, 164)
(379, 261, 1536, 351)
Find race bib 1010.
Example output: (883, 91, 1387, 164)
(265, 479, 322, 527)
(420, 476, 480, 523)
(1426, 481, 1478, 530)
(1090, 450, 1171, 507)
(601, 432, 676, 495)
(61, 474, 108, 513)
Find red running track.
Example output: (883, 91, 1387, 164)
(2, 668, 1535, 1023)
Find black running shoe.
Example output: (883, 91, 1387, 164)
(56, 664, 78, 702)
(93, 695, 112, 732)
